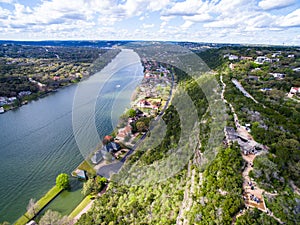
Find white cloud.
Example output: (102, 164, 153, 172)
(0, 0, 299, 45)
(277, 9, 300, 27)
(163, 0, 203, 16)
(258, 0, 296, 10)
(142, 23, 154, 29)
(181, 20, 194, 29)
(182, 13, 213, 23)
(0, 0, 13, 3)
(0, 6, 10, 19)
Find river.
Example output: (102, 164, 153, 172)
(0, 49, 143, 223)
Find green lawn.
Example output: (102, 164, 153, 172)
(76, 160, 96, 176)
(69, 195, 92, 218)
(14, 186, 63, 225)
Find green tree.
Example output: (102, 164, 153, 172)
(136, 121, 147, 132)
(81, 176, 107, 196)
(95, 176, 107, 191)
(81, 178, 94, 196)
(56, 173, 69, 189)
(127, 108, 136, 118)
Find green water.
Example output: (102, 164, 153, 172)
(37, 179, 84, 219)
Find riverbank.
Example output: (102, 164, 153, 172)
(0, 47, 121, 114)
(70, 59, 176, 222)
(0, 49, 141, 223)
(15, 186, 63, 225)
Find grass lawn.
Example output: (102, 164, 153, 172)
(77, 160, 96, 175)
(69, 195, 92, 218)
(15, 186, 63, 225)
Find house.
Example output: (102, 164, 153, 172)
(255, 56, 271, 64)
(117, 125, 132, 140)
(272, 52, 281, 57)
(137, 99, 151, 108)
(223, 54, 239, 60)
(288, 54, 295, 58)
(289, 87, 300, 95)
(269, 73, 285, 79)
(251, 68, 261, 72)
(229, 63, 236, 70)
(0, 107, 4, 114)
(0, 97, 7, 106)
(18, 91, 32, 97)
(91, 151, 103, 164)
(260, 88, 272, 92)
(292, 67, 300, 72)
(229, 55, 239, 60)
(111, 141, 121, 151)
(247, 76, 259, 81)
(240, 56, 253, 60)
(102, 135, 113, 144)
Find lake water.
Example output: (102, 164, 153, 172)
(0, 49, 143, 223)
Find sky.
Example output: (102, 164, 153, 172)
(0, 0, 299, 45)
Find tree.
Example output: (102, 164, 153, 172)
(81, 178, 94, 196)
(136, 121, 147, 132)
(26, 198, 38, 217)
(127, 108, 136, 118)
(39, 210, 72, 225)
(0, 222, 10, 225)
(81, 176, 107, 196)
(56, 173, 69, 189)
(95, 176, 107, 191)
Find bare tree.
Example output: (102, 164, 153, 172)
(39, 210, 73, 225)
(26, 198, 38, 217)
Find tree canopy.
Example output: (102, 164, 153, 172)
(56, 173, 69, 190)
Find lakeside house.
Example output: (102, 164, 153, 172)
(18, 91, 32, 97)
(91, 151, 103, 164)
(116, 125, 132, 140)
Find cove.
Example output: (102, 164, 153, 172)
(0, 49, 143, 223)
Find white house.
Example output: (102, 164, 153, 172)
(269, 73, 285, 79)
(288, 87, 300, 98)
(255, 56, 271, 64)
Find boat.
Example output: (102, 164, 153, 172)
(116, 84, 121, 88)
(0, 107, 5, 114)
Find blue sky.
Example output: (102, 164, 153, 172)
(0, 0, 299, 45)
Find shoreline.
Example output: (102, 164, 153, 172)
(0, 48, 121, 115)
